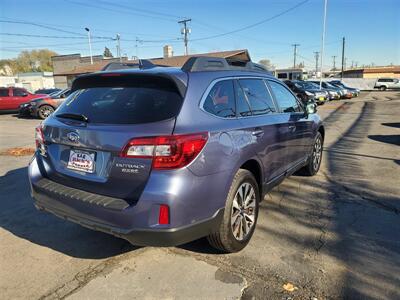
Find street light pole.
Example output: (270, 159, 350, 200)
(85, 27, 93, 65)
(319, 0, 328, 89)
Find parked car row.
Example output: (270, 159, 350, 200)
(284, 80, 329, 105)
(19, 88, 71, 119)
(282, 79, 360, 105)
(0, 87, 49, 112)
(34, 88, 61, 95)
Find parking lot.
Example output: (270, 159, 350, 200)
(0, 91, 399, 299)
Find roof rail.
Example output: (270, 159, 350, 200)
(101, 59, 157, 71)
(181, 56, 271, 74)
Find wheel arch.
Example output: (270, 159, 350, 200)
(239, 159, 263, 199)
(317, 125, 325, 141)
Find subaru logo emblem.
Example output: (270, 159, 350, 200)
(67, 132, 80, 143)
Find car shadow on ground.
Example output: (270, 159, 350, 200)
(368, 134, 400, 146)
(0, 166, 136, 259)
(255, 101, 400, 299)
(381, 122, 400, 128)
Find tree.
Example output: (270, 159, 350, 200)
(103, 47, 113, 58)
(0, 49, 57, 75)
(258, 59, 275, 70)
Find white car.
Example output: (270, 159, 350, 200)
(374, 78, 400, 91)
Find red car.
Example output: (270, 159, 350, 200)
(0, 87, 48, 112)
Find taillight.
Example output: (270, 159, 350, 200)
(35, 124, 46, 156)
(120, 132, 208, 169)
(35, 125, 44, 148)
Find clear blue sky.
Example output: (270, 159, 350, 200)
(1, 0, 399, 69)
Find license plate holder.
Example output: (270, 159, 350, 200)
(67, 149, 96, 173)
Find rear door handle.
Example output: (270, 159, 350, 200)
(251, 128, 264, 137)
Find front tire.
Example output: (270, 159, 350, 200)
(38, 105, 54, 119)
(207, 169, 259, 253)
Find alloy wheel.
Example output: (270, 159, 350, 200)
(313, 136, 322, 171)
(231, 182, 256, 241)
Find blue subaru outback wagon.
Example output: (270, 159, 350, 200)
(29, 57, 324, 252)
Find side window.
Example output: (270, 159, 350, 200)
(203, 80, 236, 118)
(13, 88, 27, 97)
(0, 88, 9, 97)
(268, 80, 303, 113)
(235, 81, 252, 117)
(238, 79, 276, 115)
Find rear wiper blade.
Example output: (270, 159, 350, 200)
(56, 113, 89, 122)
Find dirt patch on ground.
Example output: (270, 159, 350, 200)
(0, 147, 35, 156)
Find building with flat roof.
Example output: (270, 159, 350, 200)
(339, 66, 400, 79)
(51, 48, 251, 88)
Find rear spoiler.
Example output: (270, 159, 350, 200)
(71, 70, 187, 98)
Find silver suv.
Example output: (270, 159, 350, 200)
(374, 78, 400, 91)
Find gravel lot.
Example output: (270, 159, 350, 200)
(0, 91, 399, 299)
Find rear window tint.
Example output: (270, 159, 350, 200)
(56, 76, 183, 124)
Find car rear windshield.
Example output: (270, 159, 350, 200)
(56, 75, 183, 124)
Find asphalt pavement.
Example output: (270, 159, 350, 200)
(0, 91, 399, 300)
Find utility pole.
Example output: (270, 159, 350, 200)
(292, 43, 300, 68)
(340, 37, 345, 80)
(332, 55, 337, 70)
(314, 51, 320, 74)
(116, 34, 121, 62)
(319, 0, 328, 89)
(85, 27, 93, 65)
(135, 37, 139, 59)
(178, 18, 191, 55)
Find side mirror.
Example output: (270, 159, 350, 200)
(305, 101, 317, 116)
(21, 92, 28, 97)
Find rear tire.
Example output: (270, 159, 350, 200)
(299, 132, 323, 176)
(207, 169, 259, 253)
(38, 105, 54, 119)
(379, 86, 387, 91)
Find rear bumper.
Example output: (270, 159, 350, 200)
(33, 191, 224, 246)
(29, 155, 228, 246)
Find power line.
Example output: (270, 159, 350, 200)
(0, 17, 178, 39)
(96, 0, 183, 20)
(64, 0, 180, 22)
(191, 0, 310, 41)
(0, 33, 89, 39)
(0, 32, 112, 40)
(0, 20, 85, 37)
(1, 39, 114, 50)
